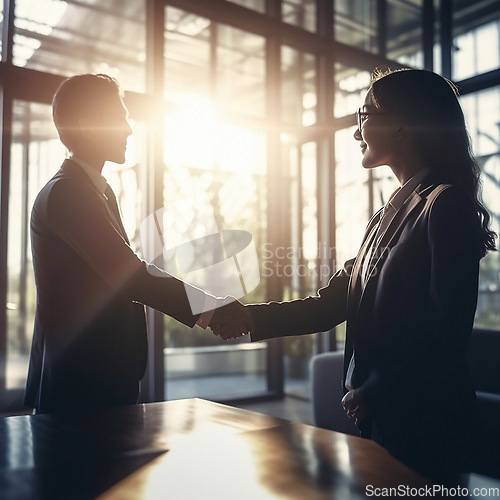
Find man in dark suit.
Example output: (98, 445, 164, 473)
(25, 74, 238, 413)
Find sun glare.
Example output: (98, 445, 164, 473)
(164, 94, 264, 175)
(164, 96, 220, 169)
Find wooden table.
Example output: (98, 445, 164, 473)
(0, 398, 432, 499)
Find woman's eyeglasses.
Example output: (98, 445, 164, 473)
(356, 108, 386, 131)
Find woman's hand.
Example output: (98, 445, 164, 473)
(341, 389, 368, 426)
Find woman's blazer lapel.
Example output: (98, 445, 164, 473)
(347, 208, 384, 320)
(364, 190, 423, 284)
(358, 178, 441, 304)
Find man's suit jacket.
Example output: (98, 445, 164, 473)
(248, 174, 481, 473)
(26, 159, 202, 412)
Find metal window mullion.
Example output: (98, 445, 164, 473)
(142, 0, 165, 404)
(2, 0, 15, 64)
(209, 21, 217, 100)
(0, 85, 13, 394)
(265, 31, 284, 396)
(369, 1, 386, 221)
(266, 0, 281, 19)
(315, 0, 335, 352)
(423, 0, 435, 71)
(377, 0, 387, 57)
(440, 0, 453, 79)
(17, 108, 30, 356)
(297, 145, 305, 296)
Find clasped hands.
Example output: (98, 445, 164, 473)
(209, 297, 254, 340)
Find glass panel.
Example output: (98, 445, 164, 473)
(282, 46, 317, 125)
(387, 0, 424, 68)
(7, 101, 66, 390)
(163, 6, 268, 400)
(335, 0, 377, 53)
(461, 88, 500, 329)
(334, 64, 371, 118)
(13, 0, 146, 92)
(301, 142, 319, 295)
(165, 7, 211, 100)
(161, 118, 268, 400)
(372, 167, 400, 209)
(226, 0, 265, 13)
(335, 126, 369, 268)
(280, 141, 319, 296)
(102, 118, 147, 257)
(283, 0, 316, 33)
(335, 126, 369, 347)
(216, 25, 266, 117)
(281, 138, 318, 395)
(453, 17, 500, 81)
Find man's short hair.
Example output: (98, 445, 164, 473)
(52, 74, 123, 151)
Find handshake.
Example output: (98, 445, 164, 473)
(208, 297, 254, 340)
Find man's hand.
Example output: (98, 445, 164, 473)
(209, 298, 254, 340)
(341, 389, 368, 426)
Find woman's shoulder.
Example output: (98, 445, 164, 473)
(425, 183, 481, 242)
(420, 181, 472, 213)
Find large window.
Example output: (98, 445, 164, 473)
(1, 0, 500, 412)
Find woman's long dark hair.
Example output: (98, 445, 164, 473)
(369, 68, 496, 257)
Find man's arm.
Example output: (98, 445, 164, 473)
(46, 178, 205, 327)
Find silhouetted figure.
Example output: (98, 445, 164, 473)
(25, 74, 232, 413)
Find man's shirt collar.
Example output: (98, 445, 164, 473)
(70, 156, 108, 195)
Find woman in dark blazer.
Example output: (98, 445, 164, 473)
(213, 69, 497, 483)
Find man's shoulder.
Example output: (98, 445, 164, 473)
(33, 161, 96, 216)
(41, 160, 92, 192)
